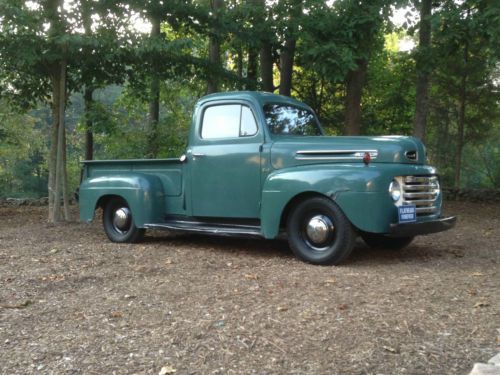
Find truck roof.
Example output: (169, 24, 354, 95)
(198, 91, 310, 108)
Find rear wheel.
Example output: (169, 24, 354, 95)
(361, 233, 413, 250)
(103, 198, 145, 243)
(286, 196, 356, 265)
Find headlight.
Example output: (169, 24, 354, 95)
(389, 179, 401, 202)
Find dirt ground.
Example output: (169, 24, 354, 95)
(0, 201, 498, 375)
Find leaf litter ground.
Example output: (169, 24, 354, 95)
(0, 201, 498, 374)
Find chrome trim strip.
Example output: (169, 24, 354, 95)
(295, 149, 378, 160)
(144, 222, 263, 238)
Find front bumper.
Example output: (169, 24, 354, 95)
(389, 216, 457, 237)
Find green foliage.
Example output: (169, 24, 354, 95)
(76, 80, 200, 160)
(0, 101, 48, 197)
(0, 0, 498, 198)
(362, 46, 416, 135)
(426, 0, 500, 188)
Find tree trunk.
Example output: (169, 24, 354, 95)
(344, 59, 368, 135)
(454, 39, 468, 189)
(413, 0, 432, 142)
(84, 86, 94, 160)
(247, 47, 258, 90)
(236, 45, 243, 89)
(48, 71, 59, 221)
(148, 16, 161, 158)
(51, 59, 67, 222)
(255, 0, 273, 92)
(207, 0, 223, 94)
(82, 0, 94, 161)
(279, 37, 296, 97)
(260, 42, 274, 92)
(62, 118, 70, 220)
(278, 0, 301, 97)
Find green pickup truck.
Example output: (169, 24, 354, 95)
(79, 91, 456, 265)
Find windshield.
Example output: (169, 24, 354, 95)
(263, 104, 323, 136)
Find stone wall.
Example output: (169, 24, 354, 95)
(0, 197, 50, 206)
(442, 188, 500, 202)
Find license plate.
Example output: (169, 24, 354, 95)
(398, 205, 416, 223)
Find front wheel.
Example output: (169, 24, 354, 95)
(361, 233, 414, 250)
(103, 198, 145, 243)
(286, 197, 356, 265)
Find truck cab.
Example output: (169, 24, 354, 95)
(79, 91, 456, 265)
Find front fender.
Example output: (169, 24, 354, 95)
(79, 173, 165, 227)
(260, 164, 439, 238)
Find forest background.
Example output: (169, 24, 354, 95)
(0, 0, 498, 222)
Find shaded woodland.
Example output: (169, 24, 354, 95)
(0, 0, 498, 221)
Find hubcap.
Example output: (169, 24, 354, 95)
(113, 207, 131, 233)
(305, 215, 334, 246)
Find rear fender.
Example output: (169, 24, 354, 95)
(79, 173, 165, 227)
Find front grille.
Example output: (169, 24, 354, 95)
(402, 176, 440, 216)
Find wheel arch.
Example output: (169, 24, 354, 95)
(278, 191, 331, 231)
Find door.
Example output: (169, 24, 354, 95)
(189, 102, 263, 218)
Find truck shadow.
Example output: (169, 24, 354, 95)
(143, 232, 294, 261)
(142, 232, 446, 265)
(346, 240, 446, 266)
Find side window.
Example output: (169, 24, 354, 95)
(201, 104, 258, 139)
(201, 104, 240, 139)
(240, 106, 258, 137)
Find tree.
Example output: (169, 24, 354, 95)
(413, 0, 432, 142)
(207, 0, 224, 94)
(429, 0, 499, 188)
(0, 0, 134, 220)
(278, 0, 302, 97)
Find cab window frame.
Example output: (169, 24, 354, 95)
(200, 103, 259, 140)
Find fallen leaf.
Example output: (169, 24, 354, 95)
(382, 345, 398, 353)
(244, 273, 258, 280)
(470, 272, 485, 277)
(474, 301, 490, 308)
(0, 300, 32, 309)
(165, 258, 173, 265)
(39, 274, 65, 282)
(110, 311, 123, 318)
(338, 303, 348, 310)
(277, 306, 288, 312)
(159, 365, 176, 375)
(325, 278, 336, 284)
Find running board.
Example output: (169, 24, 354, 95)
(144, 220, 263, 238)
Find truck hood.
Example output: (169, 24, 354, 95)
(270, 135, 426, 169)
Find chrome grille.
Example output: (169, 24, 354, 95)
(402, 176, 440, 216)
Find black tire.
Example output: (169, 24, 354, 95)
(286, 196, 356, 265)
(103, 198, 145, 243)
(361, 233, 414, 250)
